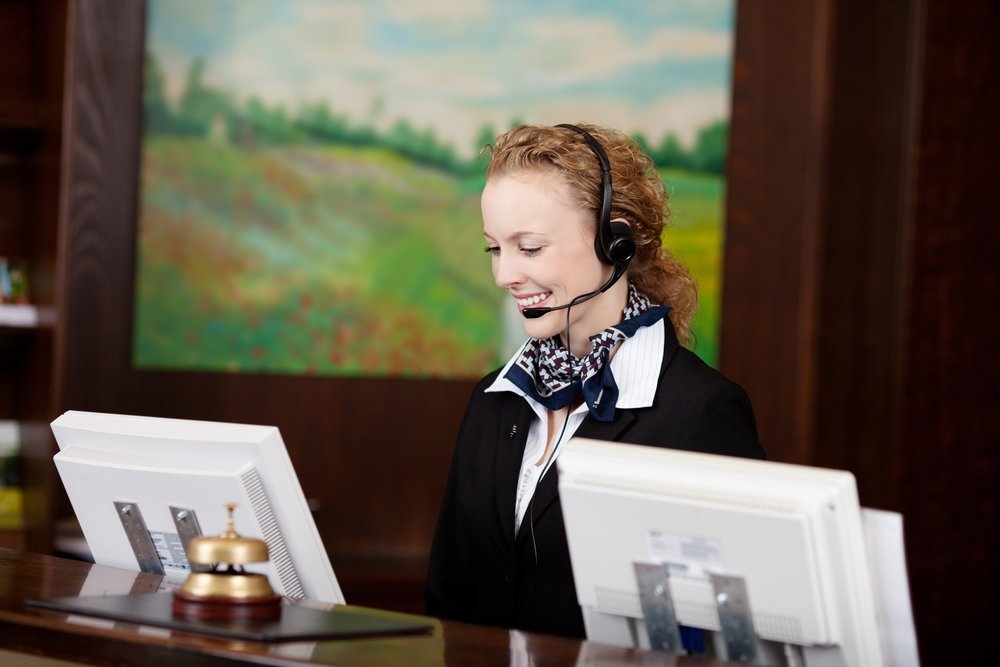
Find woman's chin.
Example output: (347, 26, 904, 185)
(521, 316, 561, 341)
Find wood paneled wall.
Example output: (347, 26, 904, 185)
(50, 0, 997, 660)
(896, 1, 998, 662)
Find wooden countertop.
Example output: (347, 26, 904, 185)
(0, 548, 736, 666)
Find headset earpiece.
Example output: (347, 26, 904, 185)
(603, 220, 636, 265)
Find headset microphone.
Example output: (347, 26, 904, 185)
(521, 261, 628, 319)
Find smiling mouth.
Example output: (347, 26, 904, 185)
(514, 292, 552, 308)
(515, 292, 551, 308)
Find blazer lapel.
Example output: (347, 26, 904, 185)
(515, 408, 640, 545)
(494, 396, 534, 543)
(574, 409, 641, 443)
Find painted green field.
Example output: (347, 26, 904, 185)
(133, 137, 724, 377)
(661, 169, 726, 367)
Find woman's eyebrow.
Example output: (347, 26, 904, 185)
(484, 231, 547, 243)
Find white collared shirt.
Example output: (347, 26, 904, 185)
(485, 318, 666, 533)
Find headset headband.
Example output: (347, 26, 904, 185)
(554, 123, 635, 267)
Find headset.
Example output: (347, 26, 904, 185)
(521, 124, 637, 319)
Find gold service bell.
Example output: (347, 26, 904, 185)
(172, 503, 282, 620)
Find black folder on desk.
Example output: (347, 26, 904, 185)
(28, 593, 434, 642)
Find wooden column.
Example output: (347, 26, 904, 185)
(722, 1, 998, 662)
(894, 1, 998, 663)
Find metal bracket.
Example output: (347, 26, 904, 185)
(633, 562, 684, 653)
(711, 573, 760, 663)
(114, 501, 164, 575)
(169, 506, 208, 572)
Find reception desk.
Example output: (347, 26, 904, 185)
(0, 549, 737, 666)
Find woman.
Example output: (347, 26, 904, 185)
(426, 123, 763, 638)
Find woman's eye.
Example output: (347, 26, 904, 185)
(484, 246, 500, 256)
(521, 247, 542, 257)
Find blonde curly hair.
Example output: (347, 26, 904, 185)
(484, 123, 698, 348)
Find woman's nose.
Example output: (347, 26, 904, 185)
(492, 252, 522, 289)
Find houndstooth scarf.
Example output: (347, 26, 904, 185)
(505, 283, 670, 422)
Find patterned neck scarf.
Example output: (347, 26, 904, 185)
(505, 283, 670, 422)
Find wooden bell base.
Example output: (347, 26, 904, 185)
(172, 590, 282, 621)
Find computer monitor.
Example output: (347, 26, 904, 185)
(557, 437, 884, 667)
(51, 410, 344, 604)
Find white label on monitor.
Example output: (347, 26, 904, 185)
(648, 530, 724, 581)
(148, 531, 191, 573)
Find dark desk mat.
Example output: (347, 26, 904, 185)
(27, 592, 434, 643)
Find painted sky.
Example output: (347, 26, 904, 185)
(148, 0, 735, 158)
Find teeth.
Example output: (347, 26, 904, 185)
(516, 293, 550, 307)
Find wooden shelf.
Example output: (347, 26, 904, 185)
(0, 115, 42, 130)
(0, 528, 27, 550)
(0, 305, 55, 329)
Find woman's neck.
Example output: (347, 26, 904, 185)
(560, 278, 629, 357)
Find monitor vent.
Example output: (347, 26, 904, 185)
(241, 466, 305, 599)
(674, 599, 720, 630)
(576, 473, 800, 514)
(595, 586, 642, 617)
(753, 613, 805, 644)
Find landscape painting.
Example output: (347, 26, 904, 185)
(133, 0, 737, 378)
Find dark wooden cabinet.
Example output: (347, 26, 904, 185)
(0, 0, 68, 554)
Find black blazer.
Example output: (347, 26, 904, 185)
(425, 321, 763, 638)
